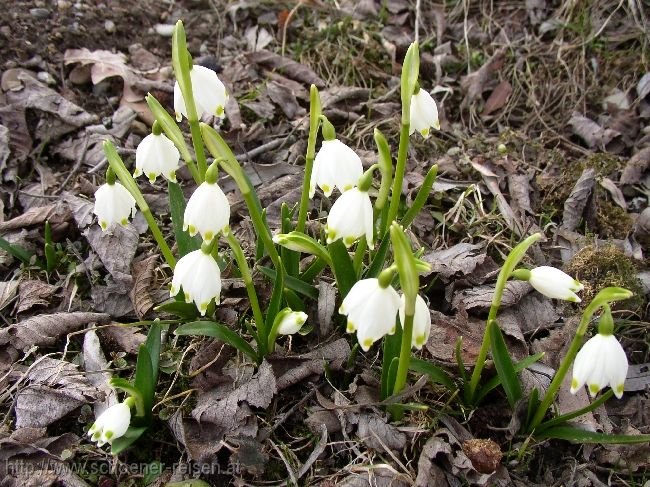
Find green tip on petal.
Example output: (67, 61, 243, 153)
(104, 431, 113, 439)
(616, 384, 624, 395)
(571, 378, 578, 390)
(199, 302, 208, 313)
(346, 321, 355, 332)
(100, 221, 108, 230)
(344, 236, 356, 247)
(204, 231, 214, 242)
(184, 292, 191, 303)
(188, 224, 197, 235)
(120, 218, 128, 226)
(589, 383, 601, 394)
(362, 338, 373, 350)
(416, 335, 425, 346)
(170, 286, 177, 296)
(148, 173, 156, 183)
(421, 128, 429, 137)
(216, 106, 224, 116)
(342, 184, 353, 191)
(168, 171, 177, 182)
(321, 184, 331, 194)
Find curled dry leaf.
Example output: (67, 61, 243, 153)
(82, 329, 117, 415)
(599, 177, 627, 209)
(620, 147, 650, 185)
(353, 413, 407, 452)
(561, 167, 595, 232)
(0, 202, 70, 233)
(245, 50, 325, 88)
(422, 243, 486, 281)
(460, 47, 506, 109)
(0, 312, 110, 353)
(17, 280, 59, 314)
(451, 281, 532, 313)
(15, 357, 101, 428)
(568, 112, 621, 151)
(129, 254, 158, 319)
(83, 223, 138, 284)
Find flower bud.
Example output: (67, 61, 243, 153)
(93, 182, 137, 231)
(88, 402, 131, 447)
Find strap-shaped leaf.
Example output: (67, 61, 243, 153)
(409, 357, 456, 391)
(259, 266, 318, 300)
(155, 301, 200, 320)
(381, 327, 402, 400)
(365, 236, 390, 279)
(537, 426, 650, 444)
(0, 236, 33, 264)
(145, 322, 161, 388)
(134, 344, 154, 422)
(168, 181, 200, 256)
(175, 321, 258, 362)
(401, 164, 437, 228)
(327, 240, 356, 298)
(475, 352, 544, 404)
(489, 319, 522, 408)
(110, 426, 147, 455)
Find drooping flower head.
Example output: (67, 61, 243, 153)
(134, 127, 180, 183)
(409, 87, 440, 138)
(528, 266, 584, 302)
(174, 65, 228, 121)
(570, 333, 628, 399)
(325, 187, 374, 248)
(88, 402, 131, 447)
(184, 181, 231, 244)
(276, 309, 308, 335)
(399, 294, 432, 350)
(93, 181, 136, 231)
(310, 139, 363, 198)
(340, 278, 401, 351)
(170, 249, 222, 315)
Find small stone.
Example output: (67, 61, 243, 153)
(57, 0, 71, 9)
(29, 8, 50, 19)
(461, 439, 503, 474)
(104, 20, 116, 33)
(154, 24, 174, 37)
(37, 71, 56, 85)
(68, 64, 91, 85)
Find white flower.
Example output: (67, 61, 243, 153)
(184, 182, 230, 244)
(134, 133, 180, 183)
(340, 278, 401, 351)
(88, 402, 131, 447)
(570, 333, 628, 399)
(325, 187, 374, 248)
(93, 182, 137, 231)
(310, 139, 363, 198)
(409, 89, 440, 138)
(399, 294, 432, 350)
(174, 65, 228, 121)
(529, 266, 584, 302)
(277, 311, 308, 335)
(170, 249, 222, 315)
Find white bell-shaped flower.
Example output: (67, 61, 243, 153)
(277, 310, 308, 335)
(399, 294, 432, 350)
(340, 278, 401, 351)
(310, 139, 363, 198)
(184, 181, 231, 244)
(88, 402, 131, 447)
(325, 187, 374, 248)
(174, 65, 228, 121)
(170, 249, 222, 315)
(409, 89, 440, 138)
(570, 333, 628, 399)
(134, 133, 180, 183)
(93, 182, 137, 231)
(529, 266, 584, 302)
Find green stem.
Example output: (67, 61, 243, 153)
(536, 389, 614, 432)
(353, 239, 367, 277)
(189, 119, 208, 181)
(467, 233, 542, 402)
(226, 233, 266, 351)
(392, 312, 414, 395)
(297, 85, 321, 233)
(103, 141, 176, 269)
(386, 122, 411, 229)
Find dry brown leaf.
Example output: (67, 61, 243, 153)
(483, 80, 512, 116)
(0, 312, 110, 352)
(354, 413, 407, 451)
(17, 280, 58, 314)
(620, 147, 650, 185)
(422, 243, 486, 281)
(83, 329, 117, 415)
(129, 254, 158, 319)
(0, 203, 70, 233)
(497, 293, 559, 335)
(568, 112, 621, 151)
(451, 281, 532, 313)
(599, 177, 627, 209)
(266, 80, 304, 119)
(0, 280, 19, 312)
(83, 223, 138, 283)
(637, 71, 650, 99)
(561, 167, 595, 231)
(317, 281, 337, 337)
(245, 50, 325, 88)
(426, 309, 485, 364)
(100, 323, 146, 355)
(15, 357, 101, 428)
(460, 47, 506, 109)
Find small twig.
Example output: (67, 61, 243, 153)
(270, 439, 299, 486)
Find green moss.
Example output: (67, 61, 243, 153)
(566, 245, 645, 314)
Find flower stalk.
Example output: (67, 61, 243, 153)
(297, 85, 321, 232)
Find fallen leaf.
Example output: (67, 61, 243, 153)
(317, 281, 337, 337)
(0, 202, 70, 233)
(561, 167, 595, 231)
(483, 80, 512, 116)
(415, 436, 453, 487)
(266, 80, 304, 119)
(0, 312, 110, 352)
(599, 177, 627, 209)
(460, 47, 506, 109)
(422, 243, 486, 281)
(245, 25, 274, 52)
(426, 309, 485, 364)
(0, 124, 9, 174)
(620, 147, 650, 185)
(15, 357, 101, 428)
(452, 281, 532, 313)
(625, 363, 650, 392)
(92, 279, 135, 317)
(354, 413, 407, 451)
(83, 223, 138, 283)
(497, 293, 559, 334)
(245, 50, 325, 88)
(568, 112, 621, 151)
(17, 280, 59, 314)
(100, 323, 146, 355)
(129, 254, 158, 319)
(0, 280, 19, 311)
(637, 71, 650, 99)
(338, 467, 410, 487)
(83, 329, 117, 415)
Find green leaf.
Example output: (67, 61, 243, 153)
(0, 236, 33, 264)
(536, 389, 613, 432)
(526, 387, 540, 429)
(488, 320, 522, 408)
(144, 322, 161, 387)
(401, 164, 437, 228)
(155, 301, 200, 320)
(259, 266, 318, 300)
(381, 326, 402, 400)
(327, 240, 357, 298)
(365, 236, 391, 279)
(280, 203, 299, 277)
(475, 352, 544, 404)
(283, 288, 305, 312)
(383, 357, 400, 402)
(175, 321, 258, 362)
(110, 426, 147, 454)
(134, 344, 154, 422)
(537, 426, 650, 444)
(409, 358, 456, 391)
(264, 270, 284, 334)
(300, 257, 328, 284)
(168, 181, 200, 256)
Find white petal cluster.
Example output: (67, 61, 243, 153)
(340, 279, 401, 351)
(174, 65, 228, 121)
(170, 249, 222, 315)
(93, 182, 137, 231)
(88, 402, 131, 447)
(399, 294, 432, 350)
(409, 89, 440, 138)
(184, 182, 231, 244)
(529, 266, 584, 302)
(310, 139, 363, 198)
(325, 188, 374, 248)
(134, 133, 180, 183)
(570, 333, 628, 399)
(277, 311, 308, 335)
